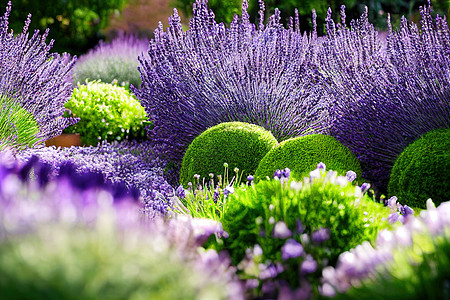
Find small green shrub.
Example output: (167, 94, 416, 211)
(216, 166, 390, 296)
(220, 168, 389, 266)
(388, 128, 450, 209)
(254, 134, 362, 182)
(63, 81, 150, 146)
(0, 95, 40, 150)
(179, 122, 278, 187)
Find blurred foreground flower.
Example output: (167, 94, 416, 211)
(0, 154, 243, 299)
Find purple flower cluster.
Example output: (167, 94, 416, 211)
(0, 152, 243, 298)
(0, 2, 77, 144)
(15, 141, 175, 218)
(319, 4, 450, 195)
(133, 0, 331, 184)
(73, 33, 149, 88)
(0, 152, 140, 239)
(320, 199, 450, 297)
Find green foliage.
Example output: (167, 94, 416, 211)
(171, 0, 242, 24)
(63, 81, 150, 146)
(179, 122, 278, 187)
(218, 168, 390, 289)
(0, 95, 40, 151)
(8, 0, 129, 55)
(388, 128, 450, 209)
(0, 222, 229, 300)
(255, 134, 362, 182)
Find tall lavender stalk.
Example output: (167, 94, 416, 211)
(0, 2, 76, 144)
(133, 0, 330, 184)
(318, 4, 450, 194)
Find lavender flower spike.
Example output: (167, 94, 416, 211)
(0, 2, 77, 144)
(133, 0, 329, 184)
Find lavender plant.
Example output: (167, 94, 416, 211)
(133, 0, 330, 184)
(73, 34, 149, 89)
(216, 163, 391, 298)
(0, 2, 77, 144)
(318, 4, 450, 195)
(0, 154, 243, 300)
(16, 140, 174, 218)
(321, 199, 450, 300)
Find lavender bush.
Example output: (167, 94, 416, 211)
(73, 34, 149, 89)
(16, 141, 175, 218)
(0, 2, 77, 145)
(318, 4, 450, 195)
(133, 0, 331, 184)
(0, 154, 243, 300)
(321, 199, 450, 299)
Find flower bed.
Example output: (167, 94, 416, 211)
(0, 0, 449, 299)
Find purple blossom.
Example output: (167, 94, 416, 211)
(273, 169, 283, 180)
(132, 0, 330, 184)
(175, 185, 186, 199)
(320, 200, 450, 296)
(0, 2, 77, 144)
(311, 227, 331, 244)
(300, 255, 318, 275)
(281, 239, 303, 260)
(273, 221, 292, 239)
(346, 170, 357, 182)
(360, 182, 371, 194)
(320, 4, 450, 195)
(16, 140, 174, 218)
(73, 33, 149, 88)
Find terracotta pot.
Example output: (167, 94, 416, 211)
(45, 133, 82, 148)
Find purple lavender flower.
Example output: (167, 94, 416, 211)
(0, 2, 77, 144)
(176, 185, 186, 199)
(360, 182, 371, 194)
(16, 140, 174, 218)
(320, 4, 450, 195)
(273, 169, 283, 180)
(132, 0, 330, 184)
(73, 33, 149, 88)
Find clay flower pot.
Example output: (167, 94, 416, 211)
(45, 133, 82, 148)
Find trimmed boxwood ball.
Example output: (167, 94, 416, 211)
(254, 134, 362, 182)
(388, 128, 450, 209)
(179, 122, 278, 187)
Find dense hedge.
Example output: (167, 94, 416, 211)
(254, 134, 362, 182)
(388, 128, 450, 208)
(179, 122, 278, 187)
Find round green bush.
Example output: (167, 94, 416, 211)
(179, 122, 278, 187)
(218, 167, 390, 290)
(388, 128, 450, 209)
(63, 81, 150, 146)
(0, 95, 40, 150)
(254, 134, 362, 182)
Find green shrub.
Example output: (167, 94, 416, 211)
(63, 81, 150, 146)
(0, 95, 40, 151)
(217, 166, 390, 295)
(388, 128, 450, 209)
(8, 0, 129, 55)
(254, 134, 362, 182)
(179, 122, 278, 187)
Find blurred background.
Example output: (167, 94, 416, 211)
(2, 0, 449, 56)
